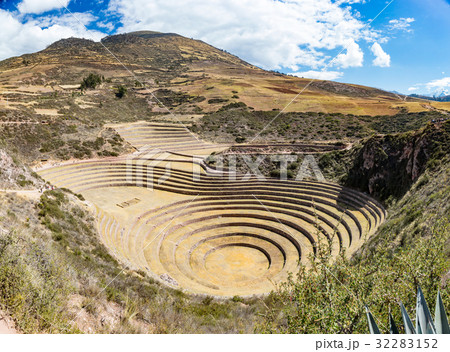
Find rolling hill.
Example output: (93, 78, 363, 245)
(1, 30, 448, 117)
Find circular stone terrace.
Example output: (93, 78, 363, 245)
(37, 122, 386, 297)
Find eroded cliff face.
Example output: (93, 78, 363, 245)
(345, 121, 449, 201)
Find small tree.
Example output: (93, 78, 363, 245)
(80, 73, 102, 90)
(115, 85, 127, 99)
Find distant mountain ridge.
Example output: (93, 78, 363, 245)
(409, 93, 450, 102)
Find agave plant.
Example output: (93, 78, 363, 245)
(366, 287, 449, 334)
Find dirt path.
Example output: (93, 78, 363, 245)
(0, 310, 17, 334)
(0, 189, 41, 200)
(0, 121, 42, 125)
(421, 103, 450, 116)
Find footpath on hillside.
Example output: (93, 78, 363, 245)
(0, 189, 43, 200)
(0, 310, 17, 334)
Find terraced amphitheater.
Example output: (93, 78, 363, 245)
(111, 121, 231, 155)
(37, 122, 386, 297)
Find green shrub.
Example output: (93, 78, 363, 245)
(80, 73, 102, 90)
(0, 231, 73, 332)
(116, 85, 127, 98)
(76, 193, 85, 201)
(270, 169, 281, 178)
(208, 98, 228, 104)
(286, 169, 294, 179)
(232, 295, 244, 303)
(288, 162, 298, 170)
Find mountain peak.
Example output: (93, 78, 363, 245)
(101, 31, 181, 45)
(45, 37, 97, 51)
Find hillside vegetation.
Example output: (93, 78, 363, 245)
(256, 123, 450, 333)
(259, 216, 449, 333)
(0, 190, 264, 333)
(259, 155, 450, 333)
(192, 104, 445, 144)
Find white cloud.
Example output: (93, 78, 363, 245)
(335, 0, 366, 4)
(0, 9, 104, 60)
(31, 12, 98, 29)
(370, 42, 390, 67)
(407, 77, 450, 96)
(18, 0, 70, 14)
(334, 40, 364, 68)
(292, 70, 343, 80)
(388, 17, 415, 32)
(97, 21, 115, 32)
(108, 0, 377, 71)
(425, 77, 450, 91)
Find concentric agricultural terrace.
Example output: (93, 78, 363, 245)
(37, 122, 386, 297)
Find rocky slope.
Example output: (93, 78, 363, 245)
(0, 149, 42, 190)
(343, 120, 449, 201)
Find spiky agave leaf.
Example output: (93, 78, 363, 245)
(416, 286, 436, 334)
(435, 291, 450, 334)
(389, 313, 399, 334)
(400, 302, 416, 334)
(365, 305, 381, 334)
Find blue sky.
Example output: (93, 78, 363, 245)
(0, 0, 449, 96)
